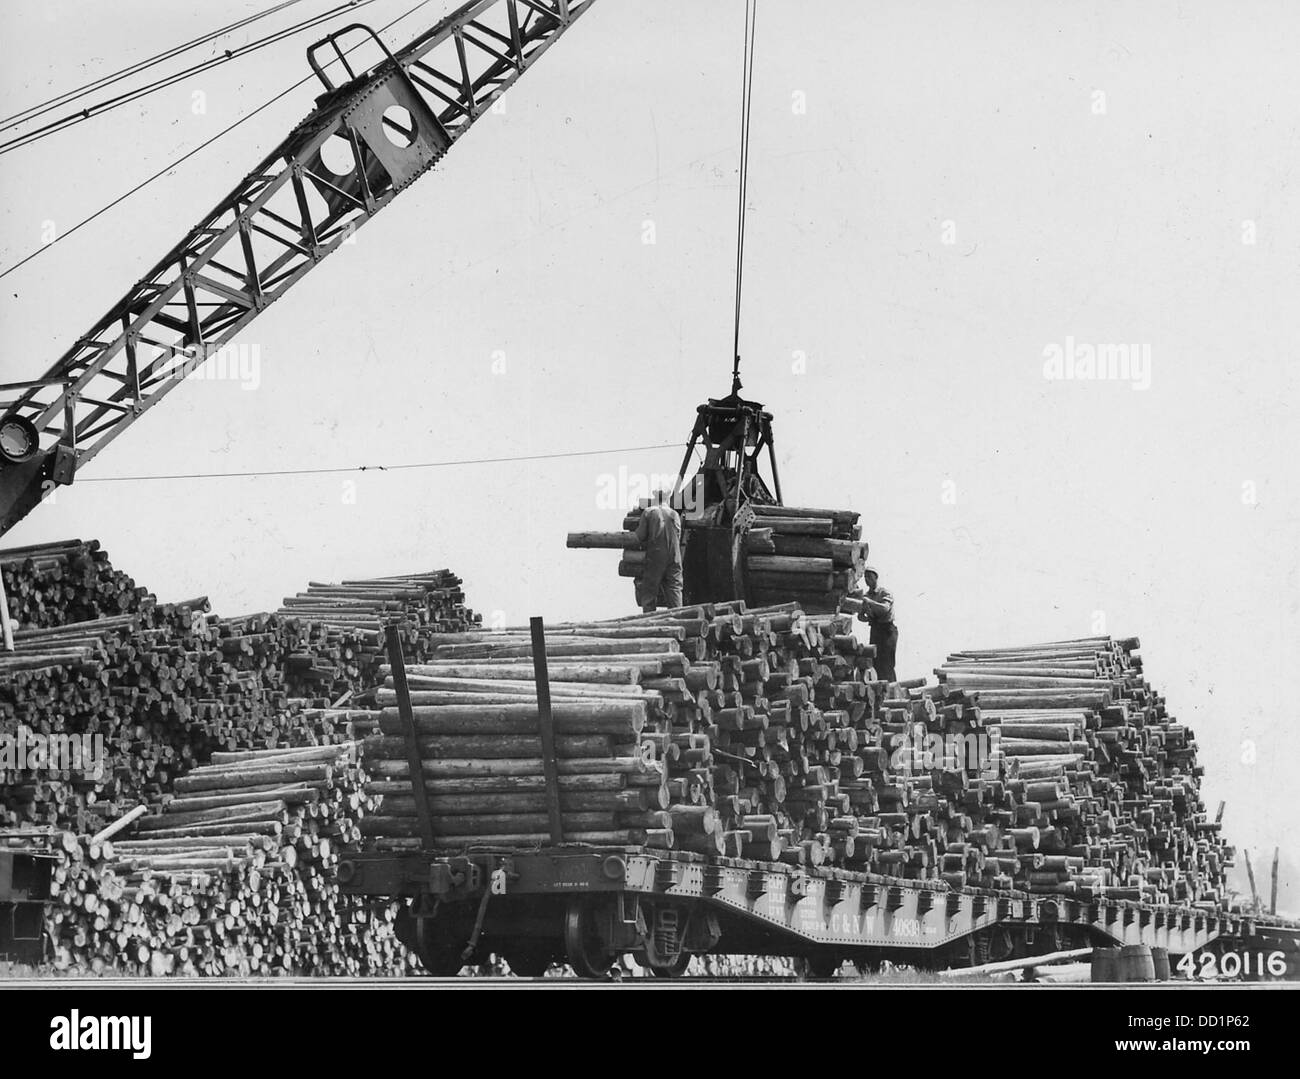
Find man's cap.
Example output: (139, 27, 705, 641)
(863, 564, 879, 576)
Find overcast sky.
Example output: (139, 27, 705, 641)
(2, 0, 1297, 909)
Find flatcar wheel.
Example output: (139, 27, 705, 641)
(504, 946, 554, 978)
(795, 952, 841, 980)
(414, 916, 465, 977)
(564, 901, 614, 979)
(647, 952, 691, 978)
(946, 935, 977, 969)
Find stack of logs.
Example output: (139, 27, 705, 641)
(1, 535, 1239, 972)
(1, 540, 485, 974)
(44, 742, 417, 975)
(568, 503, 868, 613)
(929, 637, 1232, 905)
(356, 609, 1234, 907)
(1, 543, 480, 837)
(1, 599, 226, 834)
(273, 571, 481, 697)
(1, 539, 150, 628)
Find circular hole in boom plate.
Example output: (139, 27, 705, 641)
(381, 105, 416, 148)
(319, 134, 356, 176)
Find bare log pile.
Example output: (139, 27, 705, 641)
(42, 742, 417, 975)
(568, 504, 868, 613)
(1, 542, 484, 974)
(0, 603, 360, 834)
(927, 637, 1234, 906)
(356, 613, 1235, 910)
(1, 539, 151, 627)
(1, 544, 480, 838)
(1, 599, 226, 833)
(273, 571, 481, 698)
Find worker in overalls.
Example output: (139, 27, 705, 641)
(634, 490, 683, 613)
(855, 565, 897, 681)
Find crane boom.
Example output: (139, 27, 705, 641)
(0, 0, 596, 536)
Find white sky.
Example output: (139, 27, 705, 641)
(1, 0, 1297, 909)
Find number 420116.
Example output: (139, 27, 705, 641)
(1176, 951, 1288, 978)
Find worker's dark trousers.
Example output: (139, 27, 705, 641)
(638, 563, 683, 612)
(870, 623, 898, 683)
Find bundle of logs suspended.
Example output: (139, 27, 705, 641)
(568, 502, 869, 613)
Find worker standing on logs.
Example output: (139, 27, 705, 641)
(634, 490, 683, 612)
(854, 565, 898, 681)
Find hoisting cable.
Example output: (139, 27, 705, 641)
(729, 0, 758, 396)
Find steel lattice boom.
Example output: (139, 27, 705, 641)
(0, 0, 596, 535)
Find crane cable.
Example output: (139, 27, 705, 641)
(0, 0, 440, 282)
(729, 0, 758, 395)
(0, 0, 311, 133)
(0, 0, 380, 157)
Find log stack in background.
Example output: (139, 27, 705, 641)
(43, 741, 418, 975)
(927, 637, 1234, 906)
(1, 539, 150, 628)
(1, 543, 480, 838)
(273, 571, 480, 699)
(1, 541, 481, 975)
(568, 502, 868, 613)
